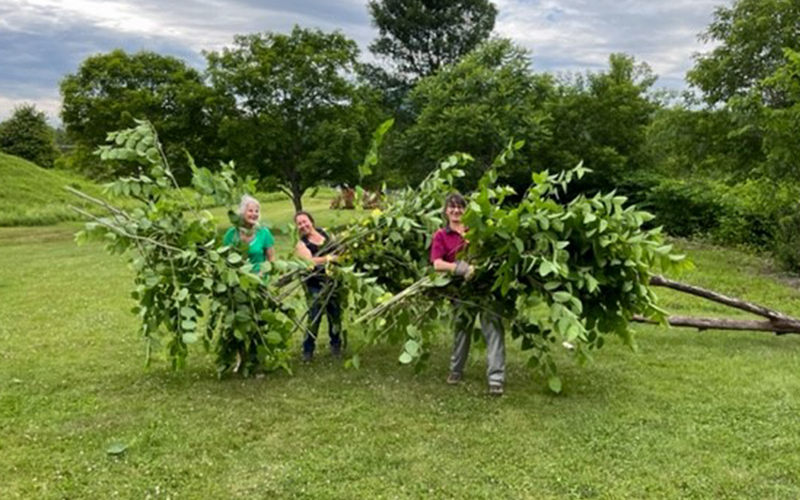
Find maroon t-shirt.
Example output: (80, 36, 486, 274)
(430, 227, 467, 264)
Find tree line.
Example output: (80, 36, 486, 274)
(2, 0, 799, 268)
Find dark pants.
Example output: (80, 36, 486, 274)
(303, 283, 343, 354)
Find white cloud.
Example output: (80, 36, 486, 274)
(0, 0, 734, 122)
(494, 0, 728, 83)
(0, 93, 61, 124)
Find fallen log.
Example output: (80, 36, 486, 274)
(649, 275, 792, 321)
(640, 275, 800, 335)
(631, 315, 800, 335)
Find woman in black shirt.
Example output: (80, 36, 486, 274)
(294, 211, 343, 362)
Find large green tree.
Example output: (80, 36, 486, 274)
(391, 39, 553, 189)
(544, 54, 659, 193)
(687, 0, 800, 106)
(368, 0, 497, 81)
(646, 104, 764, 182)
(759, 48, 800, 180)
(0, 104, 58, 168)
(60, 50, 220, 180)
(206, 27, 381, 211)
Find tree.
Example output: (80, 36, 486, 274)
(759, 48, 800, 180)
(391, 39, 553, 189)
(60, 50, 221, 181)
(646, 104, 764, 182)
(0, 104, 58, 168)
(544, 54, 659, 193)
(687, 0, 800, 106)
(368, 0, 497, 81)
(206, 27, 381, 211)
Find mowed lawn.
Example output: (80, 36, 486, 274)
(1, 196, 800, 499)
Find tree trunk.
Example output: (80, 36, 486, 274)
(291, 183, 304, 212)
(649, 275, 792, 321)
(636, 275, 800, 335)
(632, 315, 800, 335)
(288, 143, 305, 212)
(282, 160, 304, 212)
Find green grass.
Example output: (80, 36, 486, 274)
(0, 151, 331, 227)
(1, 199, 800, 499)
(209, 191, 360, 238)
(0, 152, 121, 226)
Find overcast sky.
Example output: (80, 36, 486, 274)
(0, 0, 730, 124)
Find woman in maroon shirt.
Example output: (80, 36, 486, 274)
(430, 193, 506, 396)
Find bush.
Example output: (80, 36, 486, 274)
(0, 105, 59, 168)
(714, 179, 797, 249)
(644, 178, 728, 238)
(645, 177, 799, 253)
(775, 209, 800, 272)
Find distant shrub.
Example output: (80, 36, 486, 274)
(714, 179, 797, 249)
(646, 177, 799, 255)
(645, 178, 727, 238)
(775, 208, 800, 272)
(0, 105, 59, 169)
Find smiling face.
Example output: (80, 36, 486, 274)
(445, 202, 465, 226)
(295, 213, 314, 236)
(243, 202, 260, 227)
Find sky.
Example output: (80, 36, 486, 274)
(0, 0, 730, 124)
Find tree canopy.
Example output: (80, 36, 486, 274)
(687, 0, 800, 106)
(758, 48, 800, 180)
(544, 54, 659, 193)
(206, 26, 382, 210)
(60, 49, 220, 180)
(0, 104, 58, 168)
(368, 0, 497, 81)
(393, 39, 552, 189)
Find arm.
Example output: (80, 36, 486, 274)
(295, 241, 333, 265)
(434, 258, 473, 278)
(433, 259, 458, 273)
(430, 231, 465, 275)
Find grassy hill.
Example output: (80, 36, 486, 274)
(0, 152, 349, 228)
(0, 152, 114, 226)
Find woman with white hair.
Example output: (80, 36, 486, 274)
(223, 195, 275, 281)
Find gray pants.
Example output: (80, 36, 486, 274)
(450, 308, 505, 386)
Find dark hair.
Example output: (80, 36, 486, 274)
(294, 210, 315, 225)
(442, 192, 466, 226)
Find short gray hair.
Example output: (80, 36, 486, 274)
(238, 194, 260, 219)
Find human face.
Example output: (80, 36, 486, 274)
(243, 203, 259, 227)
(295, 214, 313, 236)
(445, 202, 465, 225)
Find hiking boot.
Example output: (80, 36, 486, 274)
(302, 351, 313, 363)
(488, 383, 504, 396)
(330, 345, 343, 359)
(446, 372, 462, 385)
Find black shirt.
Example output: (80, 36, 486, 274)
(300, 228, 332, 289)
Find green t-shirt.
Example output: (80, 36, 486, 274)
(223, 226, 275, 279)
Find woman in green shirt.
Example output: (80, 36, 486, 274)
(223, 195, 275, 281)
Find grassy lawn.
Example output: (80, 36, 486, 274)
(1, 196, 800, 499)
